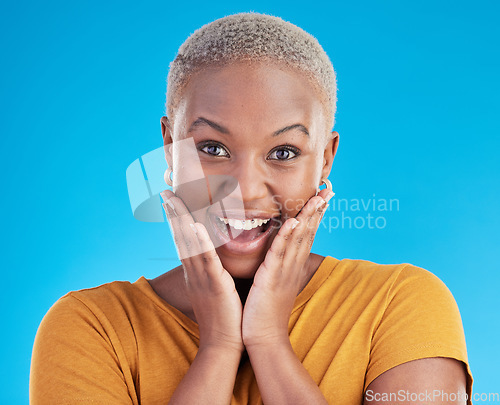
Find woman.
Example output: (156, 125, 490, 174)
(30, 12, 473, 404)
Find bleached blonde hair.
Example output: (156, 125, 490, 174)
(166, 12, 337, 129)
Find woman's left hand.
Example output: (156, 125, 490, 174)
(241, 189, 333, 349)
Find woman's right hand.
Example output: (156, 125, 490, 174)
(160, 189, 244, 354)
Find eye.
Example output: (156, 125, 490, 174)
(268, 145, 300, 161)
(198, 142, 230, 157)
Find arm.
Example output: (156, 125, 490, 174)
(242, 191, 332, 404)
(246, 339, 327, 405)
(364, 357, 468, 405)
(162, 191, 245, 404)
(168, 345, 242, 405)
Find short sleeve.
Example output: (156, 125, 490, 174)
(365, 265, 473, 398)
(30, 294, 137, 405)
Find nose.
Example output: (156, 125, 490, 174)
(231, 155, 269, 203)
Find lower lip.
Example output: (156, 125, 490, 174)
(208, 215, 280, 255)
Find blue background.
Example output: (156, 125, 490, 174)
(1, 0, 498, 402)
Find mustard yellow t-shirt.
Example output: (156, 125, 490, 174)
(30, 257, 473, 404)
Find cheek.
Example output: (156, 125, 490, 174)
(274, 187, 317, 217)
(271, 166, 319, 215)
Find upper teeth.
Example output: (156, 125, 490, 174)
(218, 217, 270, 230)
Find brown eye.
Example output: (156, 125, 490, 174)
(199, 143, 230, 157)
(268, 145, 300, 160)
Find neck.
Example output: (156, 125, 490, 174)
(232, 253, 323, 305)
(233, 277, 254, 305)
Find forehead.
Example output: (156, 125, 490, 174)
(174, 62, 327, 135)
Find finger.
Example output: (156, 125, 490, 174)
(160, 192, 227, 292)
(299, 200, 329, 255)
(162, 195, 202, 261)
(289, 196, 325, 243)
(259, 218, 299, 278)
(163, 201, 195, 261)
(295, 195, 325, 222)
(162, 201, 185, 257)
(190, 223, 228, 282)
(316, 187, 335, 201)
(306, 192, 331, 227)
(175, 202, 203, 259)
(271, 218, 300, 257)
(161, 189, 195, 221)
(302, 190, 334, 241)
(182, 223, 236, 297)
(163, 193, 205, 258)
(160, 189, 175, 202)
(263, 193, 332, 280)
(282, 196, 327, 267)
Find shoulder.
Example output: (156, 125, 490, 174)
(345, 260, 471, 391)
(305, 257, 472, 396)
(320, 257, 467, 354)
(31, 280, 146, 403)
(58, 278, 148, 311)
(36, 278, 154, 343)
(66, 278, 140, 304)
(32, 280, 148, 377)
(329, 257, 451, 300)
(336, 258, 462, 328)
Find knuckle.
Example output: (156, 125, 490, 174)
(317, 204, 327, 215)
(270, 246, 286, 259)
(202, 250, 218, 263)
(173, 235, 182, 246)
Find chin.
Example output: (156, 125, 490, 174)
(216, 250, 265, 279)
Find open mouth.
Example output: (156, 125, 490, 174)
(208, 213, 282, 253)
(218, 216, 276, 240)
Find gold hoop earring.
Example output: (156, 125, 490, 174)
(164, 167, 173, 187)
(320, 178, 334, 195)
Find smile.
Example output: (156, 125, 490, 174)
(217, 217, 271, 230)
(208, 213, 281, 255)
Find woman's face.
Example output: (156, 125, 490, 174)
(162, 61, 338, 278)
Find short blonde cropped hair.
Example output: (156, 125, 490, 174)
(166, 12, 337, 129)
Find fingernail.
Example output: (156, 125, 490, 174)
(291, 219, 300, 230)
(316, 198, 327, 210)
(325, 191, 335, 203)
(165, 198, 177, 215)
(160, 190, 174, 202)
(162, 203, 172, 217)
(189, 223, 198, 234)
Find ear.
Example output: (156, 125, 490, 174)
(321, 131, 339, 180)
(161, 116, 173, 168)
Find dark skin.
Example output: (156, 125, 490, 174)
(150, 61, 468, 404)
(154, 61, 336, 317)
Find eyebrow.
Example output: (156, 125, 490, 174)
(188, 117, 230, 134)
(187, 117, 310, 137)
(272, 124, 309, 137)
